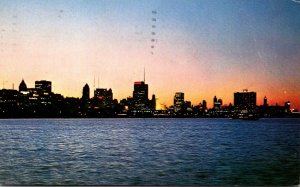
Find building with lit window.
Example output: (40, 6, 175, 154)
(94, 88, 113, 107)
(0, 89, 20, 104)
(234, 89, 256, 110)
(174, 92, 184, 112)
(35, 80, 51, 94)
(132, 81, 149, 111)
(213, 96, 222, 110)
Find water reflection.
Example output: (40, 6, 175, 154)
(0, 118, 299, 185)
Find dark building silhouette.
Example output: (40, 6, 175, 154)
(213, 96, 217, 105)
(125, 96, 134, 111)
(264, 96, 268, 106)
(63, 97, 81, 117)
(35, 80, 51, 94)
(94, 88, 113, 107)
(151, 94, 156, 110)
(185, 101, 192, 108)
(27, 88, 38, 96)
(80, 83, 90, 117)
(218, 99, 223, 106)
(0, 89, 21, 117)
(213, 96, 222, 110)
(82, 83, 90, 100)
(202, 100, 207, 110)
(174, 92, 184, 112)
(1, 77, 299, 118)
(285, 101, 291, 113)
(19, 79, 27, 92)
(0, 89, 20, 104)
(132, 81, 149, 110)
(234, 89, 256, 109)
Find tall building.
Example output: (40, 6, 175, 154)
(35, 80, 51, 94)
(82, 84, 90, 100)
(174, 92, 184, 112)
(234, 89, 256, 109)
(151, 94, 156, 110)
(19, 79, 27, 92)
(94, 88, 113, 107)
(132, 81, 149, 110)
(202, 100, 207, 110)
(213, 96, 217, 106)
(263, 96, 268, 106)
(213, 96, 222, 110)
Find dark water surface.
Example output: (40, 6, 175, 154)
(0, 118, 299, 185)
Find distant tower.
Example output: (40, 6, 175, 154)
(263, 96, 268, 106)
(202, 100, 207, 110)
(151, 94, 156, 110)
(213, 96, 217, 105)
(82, 83, 90, 100)
(19, 79, 27, 92)
(213, 96, 218, 109)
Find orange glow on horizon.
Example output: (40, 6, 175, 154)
(1, 1, 299, 110)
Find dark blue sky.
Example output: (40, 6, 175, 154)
(0, 0, 299, 108)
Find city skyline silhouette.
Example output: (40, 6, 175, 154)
(0, 77, 298, 118)
(1, 77, 298, 111)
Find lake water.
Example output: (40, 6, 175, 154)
(0, 118, 299, 185)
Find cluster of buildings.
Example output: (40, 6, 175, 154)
(171, 89, 296, 118)
(0, 79, 298, 118)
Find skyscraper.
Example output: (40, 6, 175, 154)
(151, 94, 156, 110)
(35, 80, 51, 94)
(132, 81, 149, 110)
(94, 88, 113, 107)
(213, 96, 217, 106)
(264, 96, 268, 106)
(234, 89, 256, 109)
(19, 79, 27, 92)
(174, 92, 184, 112)
(82, 83, 90, 100)
(213, 96, 222, 110)
(202, 100, 207, 110)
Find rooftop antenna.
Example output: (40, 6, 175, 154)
(12, 83, 14, 90)
(98, 76, 99, 88)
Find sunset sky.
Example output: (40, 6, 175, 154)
(0, 0, 299, 109)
